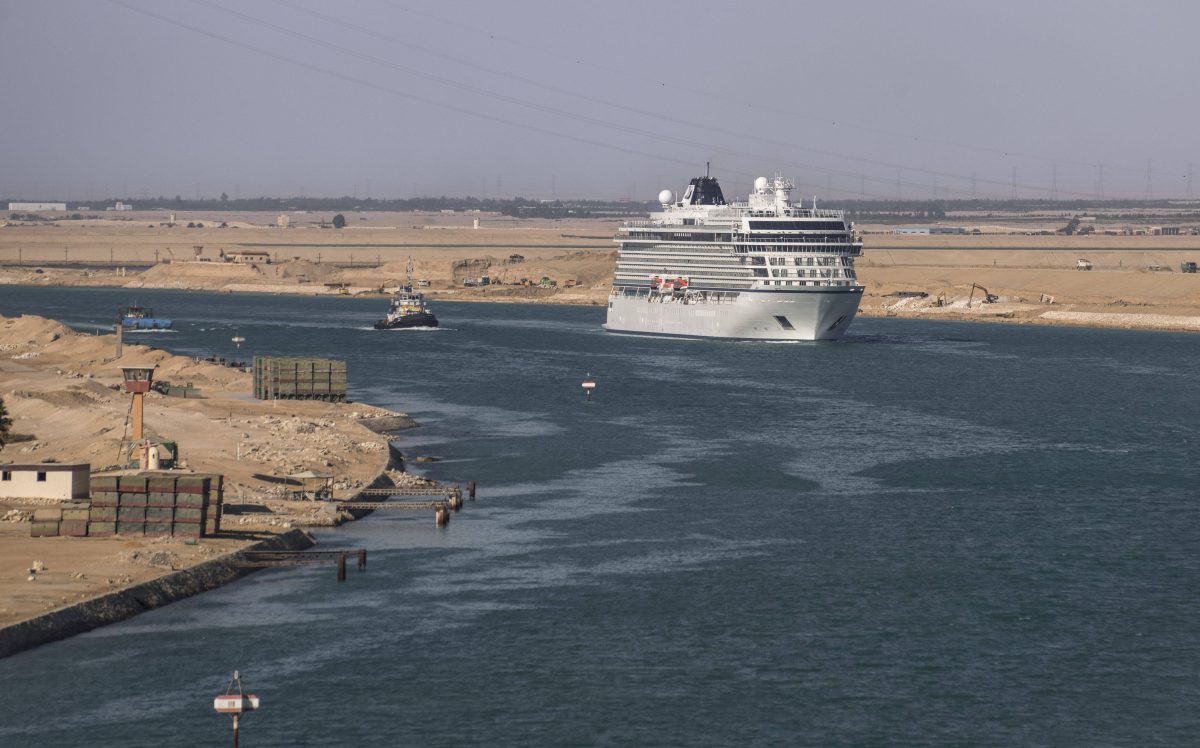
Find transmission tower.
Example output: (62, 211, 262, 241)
(1144, 160, 1153, 201)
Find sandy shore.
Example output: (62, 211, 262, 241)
(0, 314, 435, 639)
(3, 210, 1200, 330)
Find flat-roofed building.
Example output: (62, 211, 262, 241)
(222, 250, 272, 264)
(0, 463, 90, 500)
(8, 202, 66, 211)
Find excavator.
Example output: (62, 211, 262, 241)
(967, 283, 999, 308)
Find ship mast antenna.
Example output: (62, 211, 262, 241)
(706, 161, 710, 178)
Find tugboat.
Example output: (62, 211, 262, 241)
(119, 305, 172, 330)
(374, 259, 438, 329)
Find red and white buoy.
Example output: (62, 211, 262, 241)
(215, 671, 260, 747)
(581, 374, 597, 400)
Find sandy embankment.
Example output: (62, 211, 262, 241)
(4, 211, 1200, 329)
(855, 246, 1200, 331)
(0, 314, 430, 638)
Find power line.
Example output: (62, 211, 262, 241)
(192, 0, 1108, 200)
(380, 0, 1152, 177)
(109, 0, 1134, 201)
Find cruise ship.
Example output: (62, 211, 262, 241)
(605, 172, 864, 340)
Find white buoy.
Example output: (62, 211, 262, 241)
(582, 374, 597, 400)
(214, 671, 260, 746)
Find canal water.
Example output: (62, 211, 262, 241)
(0, 287, 1198, 746)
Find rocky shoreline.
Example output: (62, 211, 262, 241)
(0, 528, 316, 658)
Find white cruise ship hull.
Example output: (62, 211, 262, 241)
(605, 287, 864, 341)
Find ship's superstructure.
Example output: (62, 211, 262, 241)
(374, 258, 439, 329)
(605, 173, 864, 340)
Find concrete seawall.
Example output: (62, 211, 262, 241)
(0, 528, 316, 659)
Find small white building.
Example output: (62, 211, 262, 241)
(0, 463, 90, 500)
(222, 250, 272, 264)
(107, 202, 133, 211)
(8, 202, 66, 212)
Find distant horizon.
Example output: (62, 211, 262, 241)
(8, 193, 1200, 210)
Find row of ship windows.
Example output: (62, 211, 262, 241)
(620, 252, 853, 264)
(762, 280, 856, 287)
(622, 243, 859, 255)
(625, 233, 850, 242)
(756, 256, 853, 267)
(749, 221, 847, 231)
(768, 268, 857, 279)
(614, 267, 859, 282)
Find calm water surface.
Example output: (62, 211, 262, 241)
(0, 286, 1197, 746)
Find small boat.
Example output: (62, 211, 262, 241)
(375, 257, 438, 329)
(374, 287, 438, 329)
(120, 305, 172, 330)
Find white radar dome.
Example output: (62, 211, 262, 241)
(754, 176, 769, 191)
(658, 189, 674, 204)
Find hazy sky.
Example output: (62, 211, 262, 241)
(3, 0, 1198, 201)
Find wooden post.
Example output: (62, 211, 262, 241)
(114, 323, 123, 358)
(337, 552, 347, 582)
(468, 480, 476, 500)
(357, 549, 366, 571)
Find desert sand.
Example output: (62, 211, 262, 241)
(0, 314, 426, 630)
(3, 210, 1200, 328)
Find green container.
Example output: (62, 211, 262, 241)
(118, 492, 147, 507)
(176, 476, 211, 495)
(173, 507, 204, 522)
(32, 507, 63, 522)
(144, 523, 172, 537)
(89, 506, 117, 522)
(147, 476, 177, 493)
(31, 522, 60, 537)
(88, 521, 116, 536)
(145, 506, 174, 521)
(147, 492, 176, 508)
(60, 520, 88, 537)
(117, 507, 146, 522)
(117, 475, 149, 493)
(116, 522, 145, 536)
(91, 491, 119, 507)
(90, 475, 120, 492)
